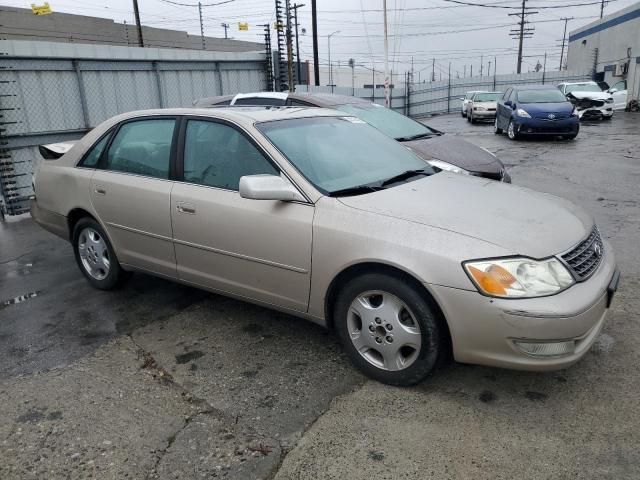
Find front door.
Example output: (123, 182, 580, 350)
(170, 118, 314, 312)
(91, 117, 177, 278)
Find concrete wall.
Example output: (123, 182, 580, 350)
(0, 6, 263, 53)
(567, 2, 640, 101)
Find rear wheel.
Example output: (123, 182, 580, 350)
(334, 273, 442, 386)
(494, 117, 503, 134)
(507, 119, 519, 140)
(73, 217, 130, 290)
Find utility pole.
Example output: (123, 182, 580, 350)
(600, 0, 605, 18)
(292, 3, 305, 85)
(542, 51, 547, 84)
(328, 31, 339, 86)
(199, 2, 205, 49)
(285, 0, 295, 90)
(132, 0, 144, 47)
(559, 17, 573, 71)
(221, 22, 229, 39)
(311, 0, 319, 85)
(431, 58, 435, 82)
(383, 0, 390, 107)
(509, 0, 537, 74)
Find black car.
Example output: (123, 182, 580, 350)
(195, 92, 510, 182)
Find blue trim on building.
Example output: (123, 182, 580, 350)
(569, 7, 640, 42)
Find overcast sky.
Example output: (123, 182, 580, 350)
(1, 0, 637, 78)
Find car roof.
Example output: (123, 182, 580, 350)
(103, 106, 348, 126)
(513, 84, 559, 90)
(288, 92, 371, 107)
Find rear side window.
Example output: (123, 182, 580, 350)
(79, 133, 110, 168)
(105, 119, 175, 179)
(234, 97, 286, 106)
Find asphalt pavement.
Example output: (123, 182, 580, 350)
(1, 112, 639, 479)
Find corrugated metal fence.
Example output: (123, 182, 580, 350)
(296, 69, 593, 117)
(0, 40, 266, 217)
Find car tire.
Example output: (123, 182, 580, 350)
(72, 217, 130, 290)
(461, 110, 465, 117)
(563, 133, 578, 140)
(507, 119, 519, 140)
(494, 117, 503, 134)
(334, 273, 442, 386)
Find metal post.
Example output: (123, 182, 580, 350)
(311, 0, 320, 86)
(542, 51, 547, 84)
(215, 62, 225, 95)
(493, 56, 497, 89)
(328, 31, 339, 87)
(152, 61, 165, 108)
(447, 62, 451, 113)
(73, 60, 90, 128)
(133, 0, 144, 47)
(559, 17, 572, 71)
(383, 0, 390, 107)
(199, 2, 205, 50)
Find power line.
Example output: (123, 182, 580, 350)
(157, 0, 235, 7)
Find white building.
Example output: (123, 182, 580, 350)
(566, 2, 640, 105)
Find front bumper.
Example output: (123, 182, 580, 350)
(514, 116, 579, 136)
(429, 241, 617, 371)
(579, 106, 614, 119)
(471, 109, 496, 120)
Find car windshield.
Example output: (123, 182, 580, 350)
(565, 84, 602, 93)
(473, 92, 502, 102)
(516, 89, 568, 103)
(334, 103, 438, 141)
(257, 116, 433, 195)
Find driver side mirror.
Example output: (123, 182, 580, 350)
(504, 100, 513, 108)
(239, 174, 305, 202)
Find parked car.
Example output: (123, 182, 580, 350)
(466, 91, 503, 124)
(495, 85, 580, 140)
(196, 92, 510, 182)
(31, 107, 618, 386)
(460, 90, 486, 117)
(607, 79, 628, 110)
(557, 81, 614, 120)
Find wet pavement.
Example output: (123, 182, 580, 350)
(1, 112, 639, 479)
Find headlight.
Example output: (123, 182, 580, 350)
(475, 106, 486, 111)
(516, 108, 531, 118)
(605, 98, 614, 103)
(428, 159, 470, 175)
(571, 107, 579, 117)
(463, 257, 574, 298)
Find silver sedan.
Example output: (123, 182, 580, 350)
(31, 106, 619, 385)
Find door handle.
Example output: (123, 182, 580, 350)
(94, 186, 106, 195)
(176, 203, 196, 215)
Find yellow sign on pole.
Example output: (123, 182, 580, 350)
(273, 21, 284, 31)
(238, 22, 249, 31)
(31, 2, 53, 15)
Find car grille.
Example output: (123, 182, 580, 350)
(561, 227, 604, 281)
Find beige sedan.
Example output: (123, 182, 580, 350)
(466, 91, 502, 124)
(31, 107, 618, 385)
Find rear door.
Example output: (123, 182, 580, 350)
(170, 117, 314, 312)
(90, 117, 178, 278)
(610, 80, 627, 109)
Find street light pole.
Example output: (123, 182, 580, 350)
(328, 30, 339, 86)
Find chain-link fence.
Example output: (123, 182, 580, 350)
(0, 40, 266, 217)
(296, 69, 593, 118)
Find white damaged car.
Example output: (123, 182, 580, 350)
(557, 82, 614, 120)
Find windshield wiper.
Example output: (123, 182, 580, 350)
(329, 185, 383, 197)
(395, 132, 439, 142)
(380, 168, 432, 187)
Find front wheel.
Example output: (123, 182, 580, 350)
(494, 117, 503, 134)
(73, 217, 130, 290)
(507, 119, 519, 140)
(334, 273, 442, 386)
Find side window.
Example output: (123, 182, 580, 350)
(234, 97, 286, 106)
(287, 99, 314, 107)
(502, 88, 512, 101)
(183, 120, 278, 191)
(509, 89, 517, 102)
(105, 119, 175, 179)
(612, 80, 627, 91)
(79, 132, 110, 168)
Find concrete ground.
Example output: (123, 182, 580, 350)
(1, 112, 639, 479)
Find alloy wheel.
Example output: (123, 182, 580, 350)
(347, 290, 421, 371)
(78, 227, 110, 280)
(507, 120, 517, 140)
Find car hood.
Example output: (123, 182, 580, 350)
(338, 172, 592, 258)
(403, 135, 503, 174)
(519, 102, 574, 117)
(566, 91, 610, 100)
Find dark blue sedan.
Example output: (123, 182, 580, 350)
(494, 85, 579, 140)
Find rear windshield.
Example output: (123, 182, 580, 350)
(516, 89, 567, 103)
(473, 92, 502, 102)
